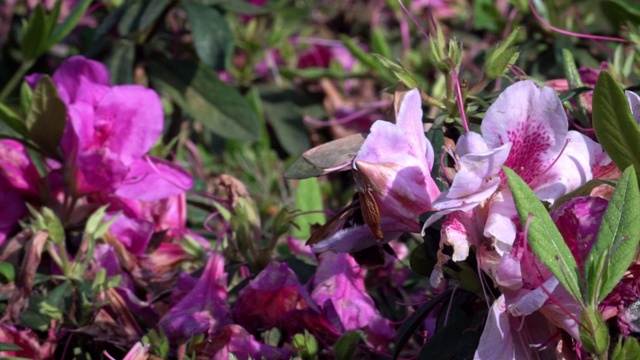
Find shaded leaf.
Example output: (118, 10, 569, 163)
(504, 166, 583, 304)
(593, 71, 640, 183)
(181, 0, 234, 71)
(148, 58, 260, 141)
(139, 0, 172, 30)
(25, 76, 66, 156)
(48, 0, 91, 46)
(585, 166, 640, 304)
(0, 103, 27, 136)
(334, 331, 363, 360)
(106, 39, 135, 84)
(20, 4, 48, 60)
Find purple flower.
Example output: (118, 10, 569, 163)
(311, 253, 394, 349)
(233, 261, 320, 334)
(29, 56, 192, 200)
(158, 253, 232, 341)
(200, 324, 293, 360)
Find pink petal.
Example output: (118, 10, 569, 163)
(115, 157, 193, 201)
(474, 296, 516, 360)
(482, 81, 567, 185)
(484, 189, 518, 255)
(158, 253, 231, 340)
(627, 90, 640, 123)
(52, 55, 110, 104)
(91, 86, 164, 164)
(0, 185, 26, 246)
(0, 140, 40, 195)
(312, 253, 378, 330)
(105, 213, 154, 255)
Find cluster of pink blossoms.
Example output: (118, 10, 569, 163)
(0, 56, 401, 358)
(310, 81, 640, 357)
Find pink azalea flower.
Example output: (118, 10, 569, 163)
(428, 80, 601, 261)
(311, 253, 394, 349)
(311, 88, 441, 254)
(158, 253, 232, 341)
(476, 196, 608, 358)
(0, 182, 26, 246)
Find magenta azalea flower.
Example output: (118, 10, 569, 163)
(233, 261, 319, 333)
(28, 56, 192, 200)
(311, 253, 394, 348)
(158, 253, 231, 341)
(311, 88, 441, 254)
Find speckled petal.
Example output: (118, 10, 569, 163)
(482, 81, 567, 184)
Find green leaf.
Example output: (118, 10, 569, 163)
(20, 82, 33, 118)
(0, 103, 27, 136)
(0, 262, 16, 283)
(41, 207, 65, 245)
(561, 49, 584, 88)
(201, 0, 269, 14)
(579, 306, 610, 356)
(139, 0, 172, 30)
(85, 205, 111, 236)
(181, 0, 234, 71)
(0, 343, 23, 351)
(25, 76, 66, 155)
(292, 178, 326, 239)
(593, 72, 640, 182)
(585, 166, 640, 304)
(20, 4, 48, 60)
(148, 58, 261, 141)
(105, 39, 135, 84)
(484, 27, 522, 79)
(371, 54, 420, 89)
(339, 35, 393, 82)
(504, 166, 583, 304)
(48, 0, 91, 46)
(613, 336, 640, 360)
(333, 331, 363, 360)
(259, 87, 319, 156)
(370, 28, 392, 59)
(601, 0, 640, 28)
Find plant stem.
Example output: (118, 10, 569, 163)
(0, 60, 36, 102)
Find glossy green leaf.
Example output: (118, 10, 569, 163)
(148, 58, 261, 141)
(20, 4, 48, 60)
(25, 76, 66, 155)
(504, 166, 583, 304)
(593, 71, 640, 182)
(181, 0, 234, 71)
(48, 0, 91, 46)
(585, 166, 640, 304)
(0, 103, 27, 136)
(292, 178, 326, 239)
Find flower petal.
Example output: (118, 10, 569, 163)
(115, 157, 193, 201)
